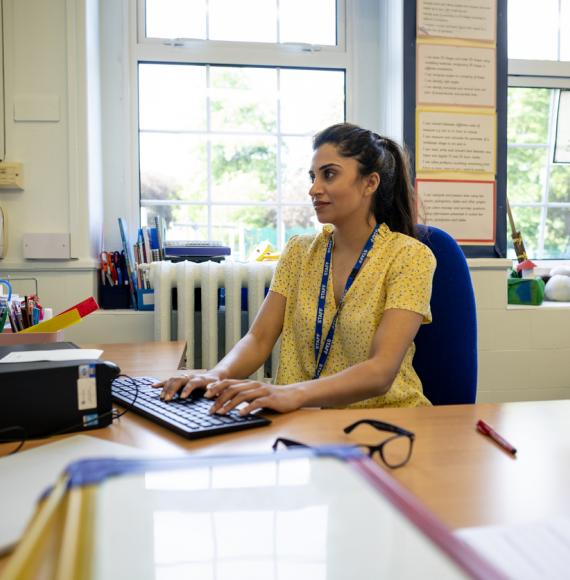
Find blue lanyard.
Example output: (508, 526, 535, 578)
(313, 224, 379, 379)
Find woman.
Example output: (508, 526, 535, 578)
(155, 123, 436, 414)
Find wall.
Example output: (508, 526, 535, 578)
(0, 0, 101, 316)
(473, 260, 570, 403)
(0, 0, 568, 405)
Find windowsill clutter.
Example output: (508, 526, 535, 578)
(507, 259, 570, 306)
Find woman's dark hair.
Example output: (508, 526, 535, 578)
(313, 123, 416, 237)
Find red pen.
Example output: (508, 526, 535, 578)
(476, 419, 517, 455)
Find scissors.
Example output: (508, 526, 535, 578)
(99, 252, 117, 285)
(111, 251, 123, 285)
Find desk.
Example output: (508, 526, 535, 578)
(1, 341, 569, 572)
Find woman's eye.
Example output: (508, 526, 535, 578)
(324, 170, 335, 180)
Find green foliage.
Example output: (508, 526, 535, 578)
(543, 208, 570, 257)
(228, 206, 276, 229)
(507, 88, 551, 144)
(212, 144, 277, 194)
(549, 165, 570, 203)
(507, 147, 546, 203)
(507, 87, 570, 258)
(140, 172, 181, 227)
(506, 206, 540, 259)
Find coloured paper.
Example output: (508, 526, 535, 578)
(417, 110, 496, 173)
(417, 44, 496, 107)
(417, 0, 496, 43)
(417, 179, 496, 243)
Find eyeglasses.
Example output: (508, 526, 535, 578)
(272, 419, 415, 469)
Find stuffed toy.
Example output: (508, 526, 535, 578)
(545, 267, 570, 301)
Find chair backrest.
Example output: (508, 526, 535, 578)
(413, 225, 478, 405)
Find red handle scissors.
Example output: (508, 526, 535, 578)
(99, 251, 117, 285)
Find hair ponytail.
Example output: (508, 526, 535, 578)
(313, 124, 417, 238)
(372, 137, 416, 237)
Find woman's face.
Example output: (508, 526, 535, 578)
(308, 143, 378, 227)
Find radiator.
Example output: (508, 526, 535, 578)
(150, 260, 278, 380)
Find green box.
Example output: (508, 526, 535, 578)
(507, 277, 545, 305)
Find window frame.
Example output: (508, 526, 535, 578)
(507, 57, 570, 259)
(136, 0, 347, 53)
(130, 0, 355, 251)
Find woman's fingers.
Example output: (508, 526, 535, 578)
(151, 372, 222, 401)
(153, 377, 300, 414)
(158, 375, 190, 401)
(180, 375, 217, 398)
(152, 373, 190, 390)
(207, 381, 268, 415)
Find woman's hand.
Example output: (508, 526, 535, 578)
(152, 370, 227, 401)
(205, 380, 305, 416)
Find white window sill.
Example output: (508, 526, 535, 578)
(508, 300, 570, 309)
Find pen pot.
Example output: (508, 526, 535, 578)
(98, 280, 132, 309)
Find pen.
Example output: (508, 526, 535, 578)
(476, 419, 517, 455)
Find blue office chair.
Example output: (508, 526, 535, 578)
(413, 225, 478, 405)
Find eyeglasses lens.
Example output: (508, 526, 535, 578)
(381, 435, 412, 467)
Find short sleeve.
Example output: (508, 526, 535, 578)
(270, 235, 302, 298)
(384, 242, 436, 323)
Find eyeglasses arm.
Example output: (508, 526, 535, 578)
(272, 437, 311, 452)
(343, 419, 414, 438)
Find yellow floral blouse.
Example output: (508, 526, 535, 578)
(270, 223, 436, 408)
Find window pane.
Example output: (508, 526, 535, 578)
(138, 65, 345, 250)
(508, 0, 559, 60)
(544, 208, 570, 258)
(281, 136, 313, 202)
(210, 67, 277, 132)
(139, 64, 207, 131)
(143, 205, 208, 240)
(140, 133, 207, 203)
(507, 147, 548, 203)
(211, 205, 277, 258)
(209, 0, 277, 43)
(280, 0, 336, 45)
(145, 0, 206, 40)
(144, 0, 338, 45)
(283, 206, 319, 241)
(211, 135, 277, 203)
(549, 164, 570, 202)
(562, 0, 570, 60)
(548, 165, 570, 203)
(280, 69, 345, 134)
(507, 88, 550, 145)
(506, 207, 541, 259)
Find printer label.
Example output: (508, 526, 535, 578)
(77, 364, 97, 410)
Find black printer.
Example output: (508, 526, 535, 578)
(0, 343, 119, 440)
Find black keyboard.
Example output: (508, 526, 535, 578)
(112, 376, 271, 439)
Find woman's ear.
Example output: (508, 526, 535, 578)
(364, 172, 380, 196)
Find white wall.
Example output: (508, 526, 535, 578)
(473, 260, 570, 403)
(0, 0, 101, 316)
(0, 0, 568, 404)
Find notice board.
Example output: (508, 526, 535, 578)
(404, 0, 507, 258)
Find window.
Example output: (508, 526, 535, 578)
(136, 0, 347, 258)
(507, 0, 570, 259)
